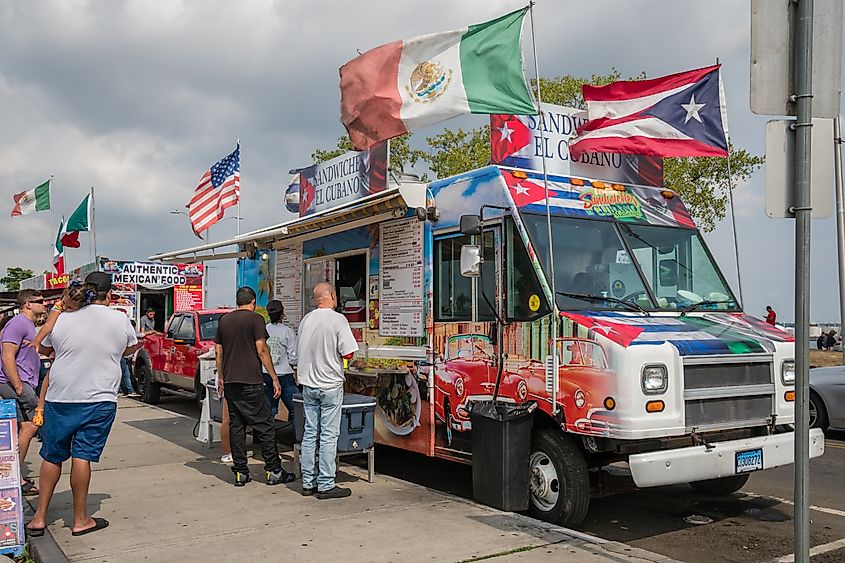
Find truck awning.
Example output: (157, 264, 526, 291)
(149, 182, 425, 264)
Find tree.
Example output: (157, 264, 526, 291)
(312, 134, 428, 177)
(0, 267, 34, 291)
(423, 127, 490, 179)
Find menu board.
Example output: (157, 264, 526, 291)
(273, 243, 303, 330)
(0, 403, 23, 557)
(174, 285, 204, 311)
(379, 218, 424, 337)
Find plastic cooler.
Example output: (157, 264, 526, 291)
(205, 379, 224, 423)
(293, 392, 376, 452)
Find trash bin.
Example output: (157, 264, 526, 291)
(469, 400, 534, 512)
(293, 393, 376, 452)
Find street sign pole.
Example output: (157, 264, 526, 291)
(792, 0, 813, 561)
(835, 117, 845, 365)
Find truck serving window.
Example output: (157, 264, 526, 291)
(434, 233, 494, 322)
(522, 215, 652, 311)
(618, 224, 739, 311)
(506, 221, 549, 321)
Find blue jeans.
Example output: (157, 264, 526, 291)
(262, 373, 298, 423)
(120, 357, 134, 395)
(300, 385, 343, 492)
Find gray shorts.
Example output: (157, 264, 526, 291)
(0, 381, 38, 423)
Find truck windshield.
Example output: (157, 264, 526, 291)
(617, 223, 739, 311)
(521, 214, 739, 312)
(198, 313, 225, 341)
(522, 215, 651, 311)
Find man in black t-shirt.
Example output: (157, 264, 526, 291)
(215, 287, 296, 487)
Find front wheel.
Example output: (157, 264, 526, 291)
(527, 429, 590, 527)
(137, 362, 161, 405)
(689, 473, 750, 495)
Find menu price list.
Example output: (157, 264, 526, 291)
(274, 244, 303, 329)
(379, 218, 424, 337)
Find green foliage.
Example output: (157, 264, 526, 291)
(0, 267, 34, 291)
(312, 134, 427, 176)
(423, 127, 491, 179)
(664, 144, 764, 232)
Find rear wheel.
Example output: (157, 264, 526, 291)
(527, 429, 590, 527)
(689, 473, 750, 495)
(137, 362, 161, 405)
(809, 391, 830, 432)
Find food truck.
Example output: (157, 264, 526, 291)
(20, 258, 204, 329)
(150, 106, 823, 526)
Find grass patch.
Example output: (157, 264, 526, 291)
(456, 544, 542, 562)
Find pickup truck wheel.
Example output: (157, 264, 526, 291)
(689, 473, 750, 495)
(527, 429, 590, 527)
(137, 362, 161, 405)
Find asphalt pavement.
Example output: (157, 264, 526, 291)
(152, 393, 845, 563)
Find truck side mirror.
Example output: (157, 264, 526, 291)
(459, 214, 482, 236)
(460, 245, 482, 277)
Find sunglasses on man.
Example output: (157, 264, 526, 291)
(27, 299, 44, 305)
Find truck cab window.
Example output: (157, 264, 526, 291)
(174, 316, 195, 340)
(434, 233, 494, 322)
(166, 315, 184, 339)
(507, 222, 549, 321)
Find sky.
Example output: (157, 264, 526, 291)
(0, 0, 843, 322)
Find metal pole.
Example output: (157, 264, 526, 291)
(792, 1, 814, 561)
(834, 116, 845, 364)
(49, 176, 54, 276)
(90, 187, 98, 264)
(236, 138, 241, 237)
(529, 2, 559, 414)
(725, 150, 744, 306)
(204, 227, 211, 306)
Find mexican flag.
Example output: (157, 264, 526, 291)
(53, 218, 66, 275)
(340, 8, 536, 150)
(10, 180, 51, 217)
(58, 194, 90, 249)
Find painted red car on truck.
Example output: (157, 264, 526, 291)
(134, 309, 229, 404)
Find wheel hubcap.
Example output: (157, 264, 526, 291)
(809, 399, 817, 427)
(529, 451, 560, 511)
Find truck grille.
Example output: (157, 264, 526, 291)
(683, 358, 774, 431)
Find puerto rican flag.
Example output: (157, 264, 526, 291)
(569, 65, 729, 159)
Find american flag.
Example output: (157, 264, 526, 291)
(189, 144, 240, 234)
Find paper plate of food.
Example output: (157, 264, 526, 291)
(377, 371, 421, 436)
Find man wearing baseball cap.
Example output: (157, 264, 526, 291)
(27, 271, 143, 537)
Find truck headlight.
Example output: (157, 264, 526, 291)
(781, 360, 795, 385)
(641, 364, 668, 394)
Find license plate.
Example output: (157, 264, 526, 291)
(735, 448, 763, 473)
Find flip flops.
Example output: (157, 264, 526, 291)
(21, 480, 39, 496)
(25, 523, 45, 538)
(71, 518, 109, 537)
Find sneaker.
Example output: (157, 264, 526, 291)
(233, 471, 251, 487)
(266, 470, 296, 485)
(316, 486, 352, 499)
(220, 453, 233, 463)
(128, 392, 141, 398)
(301, 486, 317, 496)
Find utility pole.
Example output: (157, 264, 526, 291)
(835, 117, 845, 364)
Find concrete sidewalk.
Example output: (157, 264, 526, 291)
(24, 398, 674, 562)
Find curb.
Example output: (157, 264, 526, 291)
(23, 497, 69, 563)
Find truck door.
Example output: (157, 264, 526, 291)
(432, 226, 501, 457)
(171, 313, 198, 388)
(161, 314, 183, 379)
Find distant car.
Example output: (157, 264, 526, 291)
(809, 366, 845, 432)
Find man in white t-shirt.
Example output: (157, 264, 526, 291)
(297, 282, 358, 499)
(27, 272, 142, 538)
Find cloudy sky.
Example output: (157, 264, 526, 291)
(0, 0, 842, 322)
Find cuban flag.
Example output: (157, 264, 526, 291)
(569, 65, 729, 159)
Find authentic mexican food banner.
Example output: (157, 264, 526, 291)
(490, 102, 664, 187)
(99, 259, 205, 314)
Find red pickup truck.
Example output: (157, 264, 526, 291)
(134, 309, 229, 404)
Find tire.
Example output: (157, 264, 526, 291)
(689, 473, 750, 495)
(527, 429, 590, 527)
(137, 361, 161, 405)
(194, 370, 206, 405)
(809, 391, 830, 432)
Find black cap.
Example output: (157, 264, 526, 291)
(266, 300, 284, 314)
(85, 271, 112, 293)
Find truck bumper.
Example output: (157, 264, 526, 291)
(628, 428, 825, 488)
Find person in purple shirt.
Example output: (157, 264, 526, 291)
(0, 289, 46, 495)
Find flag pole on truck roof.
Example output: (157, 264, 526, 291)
(236, 137, 241, 237)
(49, 175, 54, 274)
(716, 57, 744, 306)
(528, 1, 560, 415)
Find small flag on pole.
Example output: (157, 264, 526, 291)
(339, 8, 536, 150)
(188, 144, 240, 235)
(64, 194, 91, 235)
(53, 217, 66, 275)
(11, 180, 51, 217)
(569, 65, 729, 159)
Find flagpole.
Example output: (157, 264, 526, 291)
(236, 137, 241, 237)
(49, 175, 54, 276)
(529, 1, 559, 416)
(90, 187, 98, 265)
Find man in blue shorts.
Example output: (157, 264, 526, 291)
(26, 272, 142, 537)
